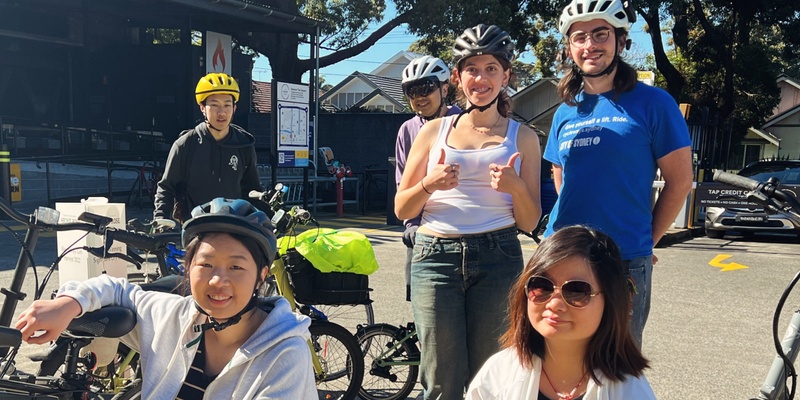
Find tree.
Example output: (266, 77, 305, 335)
(231, 0, 564, 85)
(637, 0, 799, 130)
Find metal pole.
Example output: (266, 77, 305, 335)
(0, 145, 10, 203)
(312, 26, 320, 213)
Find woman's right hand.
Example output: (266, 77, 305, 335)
(15, 296, 82, 345)
(424, 148, 460, 192)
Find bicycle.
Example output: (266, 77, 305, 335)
(253, 185, 376, 332)
(0, 197, 183, 398)
(713, 170, 800, 400)
(251, 185, 367, 399)
(356, 322, 420, 400)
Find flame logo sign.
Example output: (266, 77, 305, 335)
(212, 38, 226, 72)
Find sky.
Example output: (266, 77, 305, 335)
(252, 12, 657, 88)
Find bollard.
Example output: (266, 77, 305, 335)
(0, 145, 10, 203)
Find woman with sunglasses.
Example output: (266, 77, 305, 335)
(395, 24, 541, 400)
(466, 225, 655, 400)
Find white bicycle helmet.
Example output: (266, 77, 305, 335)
(558, 0, 633, 36)
(402, 56, 450, 84)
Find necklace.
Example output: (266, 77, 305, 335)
(541, 367, 587, 400)
(469, 114, 502, 134)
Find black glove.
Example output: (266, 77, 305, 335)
(402, 225, 419, 248)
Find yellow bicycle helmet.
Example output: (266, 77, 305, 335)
(195, 73, 240, 105)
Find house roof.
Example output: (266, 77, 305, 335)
(777, 74, 800, 91)
(319, 71, 407, 111)
(763, 103, 800, 128)
(252, 81, 272, 113)
(747, 127, 781, 146)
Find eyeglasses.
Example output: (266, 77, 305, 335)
(403, 79, 440, 99)
(568, 27, 612, 47)
(526, 276, 601, 308)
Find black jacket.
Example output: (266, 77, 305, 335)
(154, 122, 263, 222)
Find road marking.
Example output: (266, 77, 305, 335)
(709, 254, 748, 271)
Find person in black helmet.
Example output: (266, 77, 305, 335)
(545, 0, 693, 348)
(16, 198, 316, 399)
(153, 73, 263, 229)
(395, 24, 542, 400)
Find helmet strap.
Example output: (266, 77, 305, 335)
(192, 295, 258, 333)
(419, 87, 447, 121)
(453, 94, 500, 128)
(576, 40, 621, 78)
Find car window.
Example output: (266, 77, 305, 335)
(739, 164, 800, 184)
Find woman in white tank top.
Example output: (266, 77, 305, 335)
(394, 24, 542, 400)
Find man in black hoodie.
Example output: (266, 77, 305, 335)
(154, 73, 263, 226)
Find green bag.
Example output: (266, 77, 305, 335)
(277, 228, 379, 275)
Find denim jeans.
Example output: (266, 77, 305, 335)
(410, 226, 524, 400)
(625, 255, 653, 348)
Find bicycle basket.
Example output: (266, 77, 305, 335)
(282, 248, 370, 305)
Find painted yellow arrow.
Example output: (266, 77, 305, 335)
(709, 254, 749, 271)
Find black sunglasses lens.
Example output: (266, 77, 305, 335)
(406, 81, 437, 98)
(527, 276, 555, 303)
(562, 281, 593, 307)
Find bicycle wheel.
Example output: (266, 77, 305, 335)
(310, 320, 364, 400)
(110, 378, 142, 400)
(358, 324, 419, 400)
(311, 302, 374, 333)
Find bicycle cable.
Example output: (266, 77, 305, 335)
(0, 220, 41, 299)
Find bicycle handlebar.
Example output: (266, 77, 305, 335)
(712, 169, 800, 227)
(713, 170, 761, 191)
(0, 196, 178, 252)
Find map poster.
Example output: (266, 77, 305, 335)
(275, 81, 310, 167)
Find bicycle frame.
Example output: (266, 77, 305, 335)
(269, 256, 326, 377)
(368, 326, 419, 369)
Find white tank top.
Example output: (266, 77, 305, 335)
(421, 115, 521, 235)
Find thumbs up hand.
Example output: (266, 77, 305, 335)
(489, 152, 522, 192)
(421, 148, 459, 194)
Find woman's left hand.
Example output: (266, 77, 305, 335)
(489, 152, 522, 192)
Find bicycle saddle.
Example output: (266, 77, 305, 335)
(66, 307, 136, 338)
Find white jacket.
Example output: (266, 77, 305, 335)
(59, 275, 317, 399)
(466, 348, 656, 400)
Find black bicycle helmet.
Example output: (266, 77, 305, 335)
(183, 198, 277, 265)
(452, 24, 515, 69)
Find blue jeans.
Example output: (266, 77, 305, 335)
(410, 226, 524, 400)
(625, 256, 653, 348)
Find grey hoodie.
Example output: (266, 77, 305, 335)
(59, 275, 316, 399)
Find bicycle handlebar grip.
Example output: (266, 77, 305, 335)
(249, 190, 266, 200)
(109, 229, 161, 252)
(713, 170, 760, 191)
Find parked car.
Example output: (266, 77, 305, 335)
(705, 160, 800, 239)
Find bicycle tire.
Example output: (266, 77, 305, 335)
(357, 324, 419, 400)
(310, 320, 364, 400)
(110, 378, 142, 400)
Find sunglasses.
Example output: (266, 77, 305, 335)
(569, 27, 612, 47)
(403, 79, 440, 99)
(526, 276, 600, 308)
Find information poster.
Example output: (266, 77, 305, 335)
(275, 81, 310, 167)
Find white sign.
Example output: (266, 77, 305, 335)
(206, 31, 232, 74)
(276, 82, 311, 167)
(637, 70, 655, 86)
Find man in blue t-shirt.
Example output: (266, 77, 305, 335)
(545, 0, 693, 347)
(395, 56, 461, 301)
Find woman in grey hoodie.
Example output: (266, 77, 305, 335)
(15, 198, 317, 399)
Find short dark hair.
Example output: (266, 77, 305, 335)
(500, 225, 648, 383)
(182, 232, 269, 296)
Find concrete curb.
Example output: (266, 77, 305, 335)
(657, 227, 704, 247)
